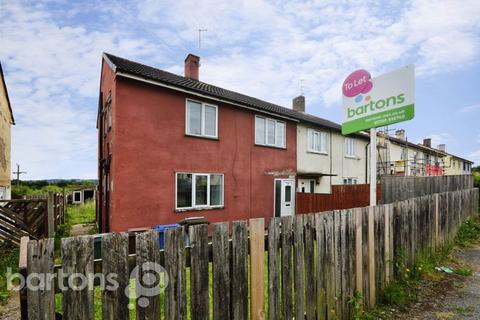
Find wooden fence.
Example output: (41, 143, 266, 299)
(381, 175, 474, 204)
(296, 184, 381, 214)
(19, 188, 479, 320)
(0, 192, 65, 244)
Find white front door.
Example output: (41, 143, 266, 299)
(274, 179, 295, 217)
(0, 187, 6, 200)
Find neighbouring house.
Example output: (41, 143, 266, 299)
(294, 95, 368, 194)
(97, 53, 298, 232)
(0, 62, 14, 200)
(376, 131, 473, 177)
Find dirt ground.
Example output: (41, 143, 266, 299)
(0, 291, 19, 320)
(388, 245, 480, 320)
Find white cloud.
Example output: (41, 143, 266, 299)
(461, 103, 480, 113)
(1, 0, 480, 178)
(468, 149, 480, 166)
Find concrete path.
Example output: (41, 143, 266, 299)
(70, 223, 96, 236)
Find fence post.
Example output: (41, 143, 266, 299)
(47, 192, 54, 237)
(19, 236, 29, 320)
(354, 208, 363, 294)
(249, 218, 265, 320)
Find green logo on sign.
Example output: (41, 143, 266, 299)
(347, 93, 405, 119)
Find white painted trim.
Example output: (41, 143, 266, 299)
(185, 98, 219, 139)
(116, 71, 299, 122)
(255, 115, 286, 149)
(175, 172, 224, 211)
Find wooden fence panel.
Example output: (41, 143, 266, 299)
(62, 236, 94, 320)
(315, 213, 327, 320)
(20, 187, 479, 320)
(212, 223, 230, 320)
(189, 224, 209, 320)
(304, 214, 316, 320)
(293, 215, 305, 320)
(231, 221, 248, 320)
(136, 230, 161, 320)
(280, 216, 293, 320)
(249, 219, 265, 320)
(102, 233, 129, 320)
(268, 218, 280, 320)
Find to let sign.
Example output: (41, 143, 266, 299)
(341, 65, 415, 135)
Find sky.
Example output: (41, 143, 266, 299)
(0, 0, 480, 180)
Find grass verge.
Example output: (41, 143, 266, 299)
(359, 215, 480, 319)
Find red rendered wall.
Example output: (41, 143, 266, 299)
(105, 76, 297, 232)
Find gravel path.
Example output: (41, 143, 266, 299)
(391, 245, 480, 320)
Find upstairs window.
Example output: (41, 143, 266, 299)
(345, 137, 356, 157)
(186, 99, 218, 138)
(176, 173, 224, 210)
(255, 116, 286, 148)
(307, 129, 328, 154)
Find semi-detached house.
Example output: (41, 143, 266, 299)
(97, 53, 367, 232)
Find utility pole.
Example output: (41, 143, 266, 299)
(12, 163, 26, 186)
(198, 28, 207, 49)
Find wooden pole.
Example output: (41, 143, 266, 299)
(368, 206, 376, 307)
(47, 192, 54, 237)
(355, 208, 363, 294)
(249, 218, 265, 320)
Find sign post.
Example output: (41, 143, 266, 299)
(341, 65, 415, 205)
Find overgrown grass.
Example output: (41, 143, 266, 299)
(0, 242, 19, 304)
(361, 216, 480, 319)
(66, 200, 96, 226)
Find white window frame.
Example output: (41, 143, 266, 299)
(175, 172, 224, 210)
(307, 128, 329, 154)
(255, 115, 286, 148)
(185, 99, 218, 139)
(345, 137, 356, 158)
(343, 178, 358, 185)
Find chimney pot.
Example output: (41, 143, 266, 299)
(437, 144, 446, 152)
(292, 95, 305, 112)
(395, 129, 405, 141)
(184, 53, 200, 80)
(423, 138, 431, 148)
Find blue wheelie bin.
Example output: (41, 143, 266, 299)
(152, 224, 180, 249)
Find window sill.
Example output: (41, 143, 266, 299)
(255, 143, 286, 150)
(185, 133, 219, 141)
(307, 150, 328, 156)
(344, 155, 358, 160)
(175, 206, 224, 213)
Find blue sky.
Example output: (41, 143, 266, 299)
(0, 0, 479, 179)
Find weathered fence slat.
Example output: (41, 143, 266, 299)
(231, 221, 248, 320)
(189, 224, 209, 320)
(165, 228, 186, 320)
(268, 218, 280, 320)
(315, 213, 327, 320)
(212, 223, 230, 320)
(249, 218, 265, 320)
(102, 233, 129, 320)
(304, 214, 316, 319)
(294, 214, 305, 320)
(280, 216, 293, 320)
(62, 236, 95, 320)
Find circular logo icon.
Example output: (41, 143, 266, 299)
(342, 69, 373, 97)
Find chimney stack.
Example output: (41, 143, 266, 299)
(395, 129, 405, 141)
(437, 144, 446, 152)
(423, 138, 431, 148)
(292, 95, 305, 112)
(184, 54, 200, 80)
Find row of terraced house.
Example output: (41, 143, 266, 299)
(97, 53, 473, 232)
